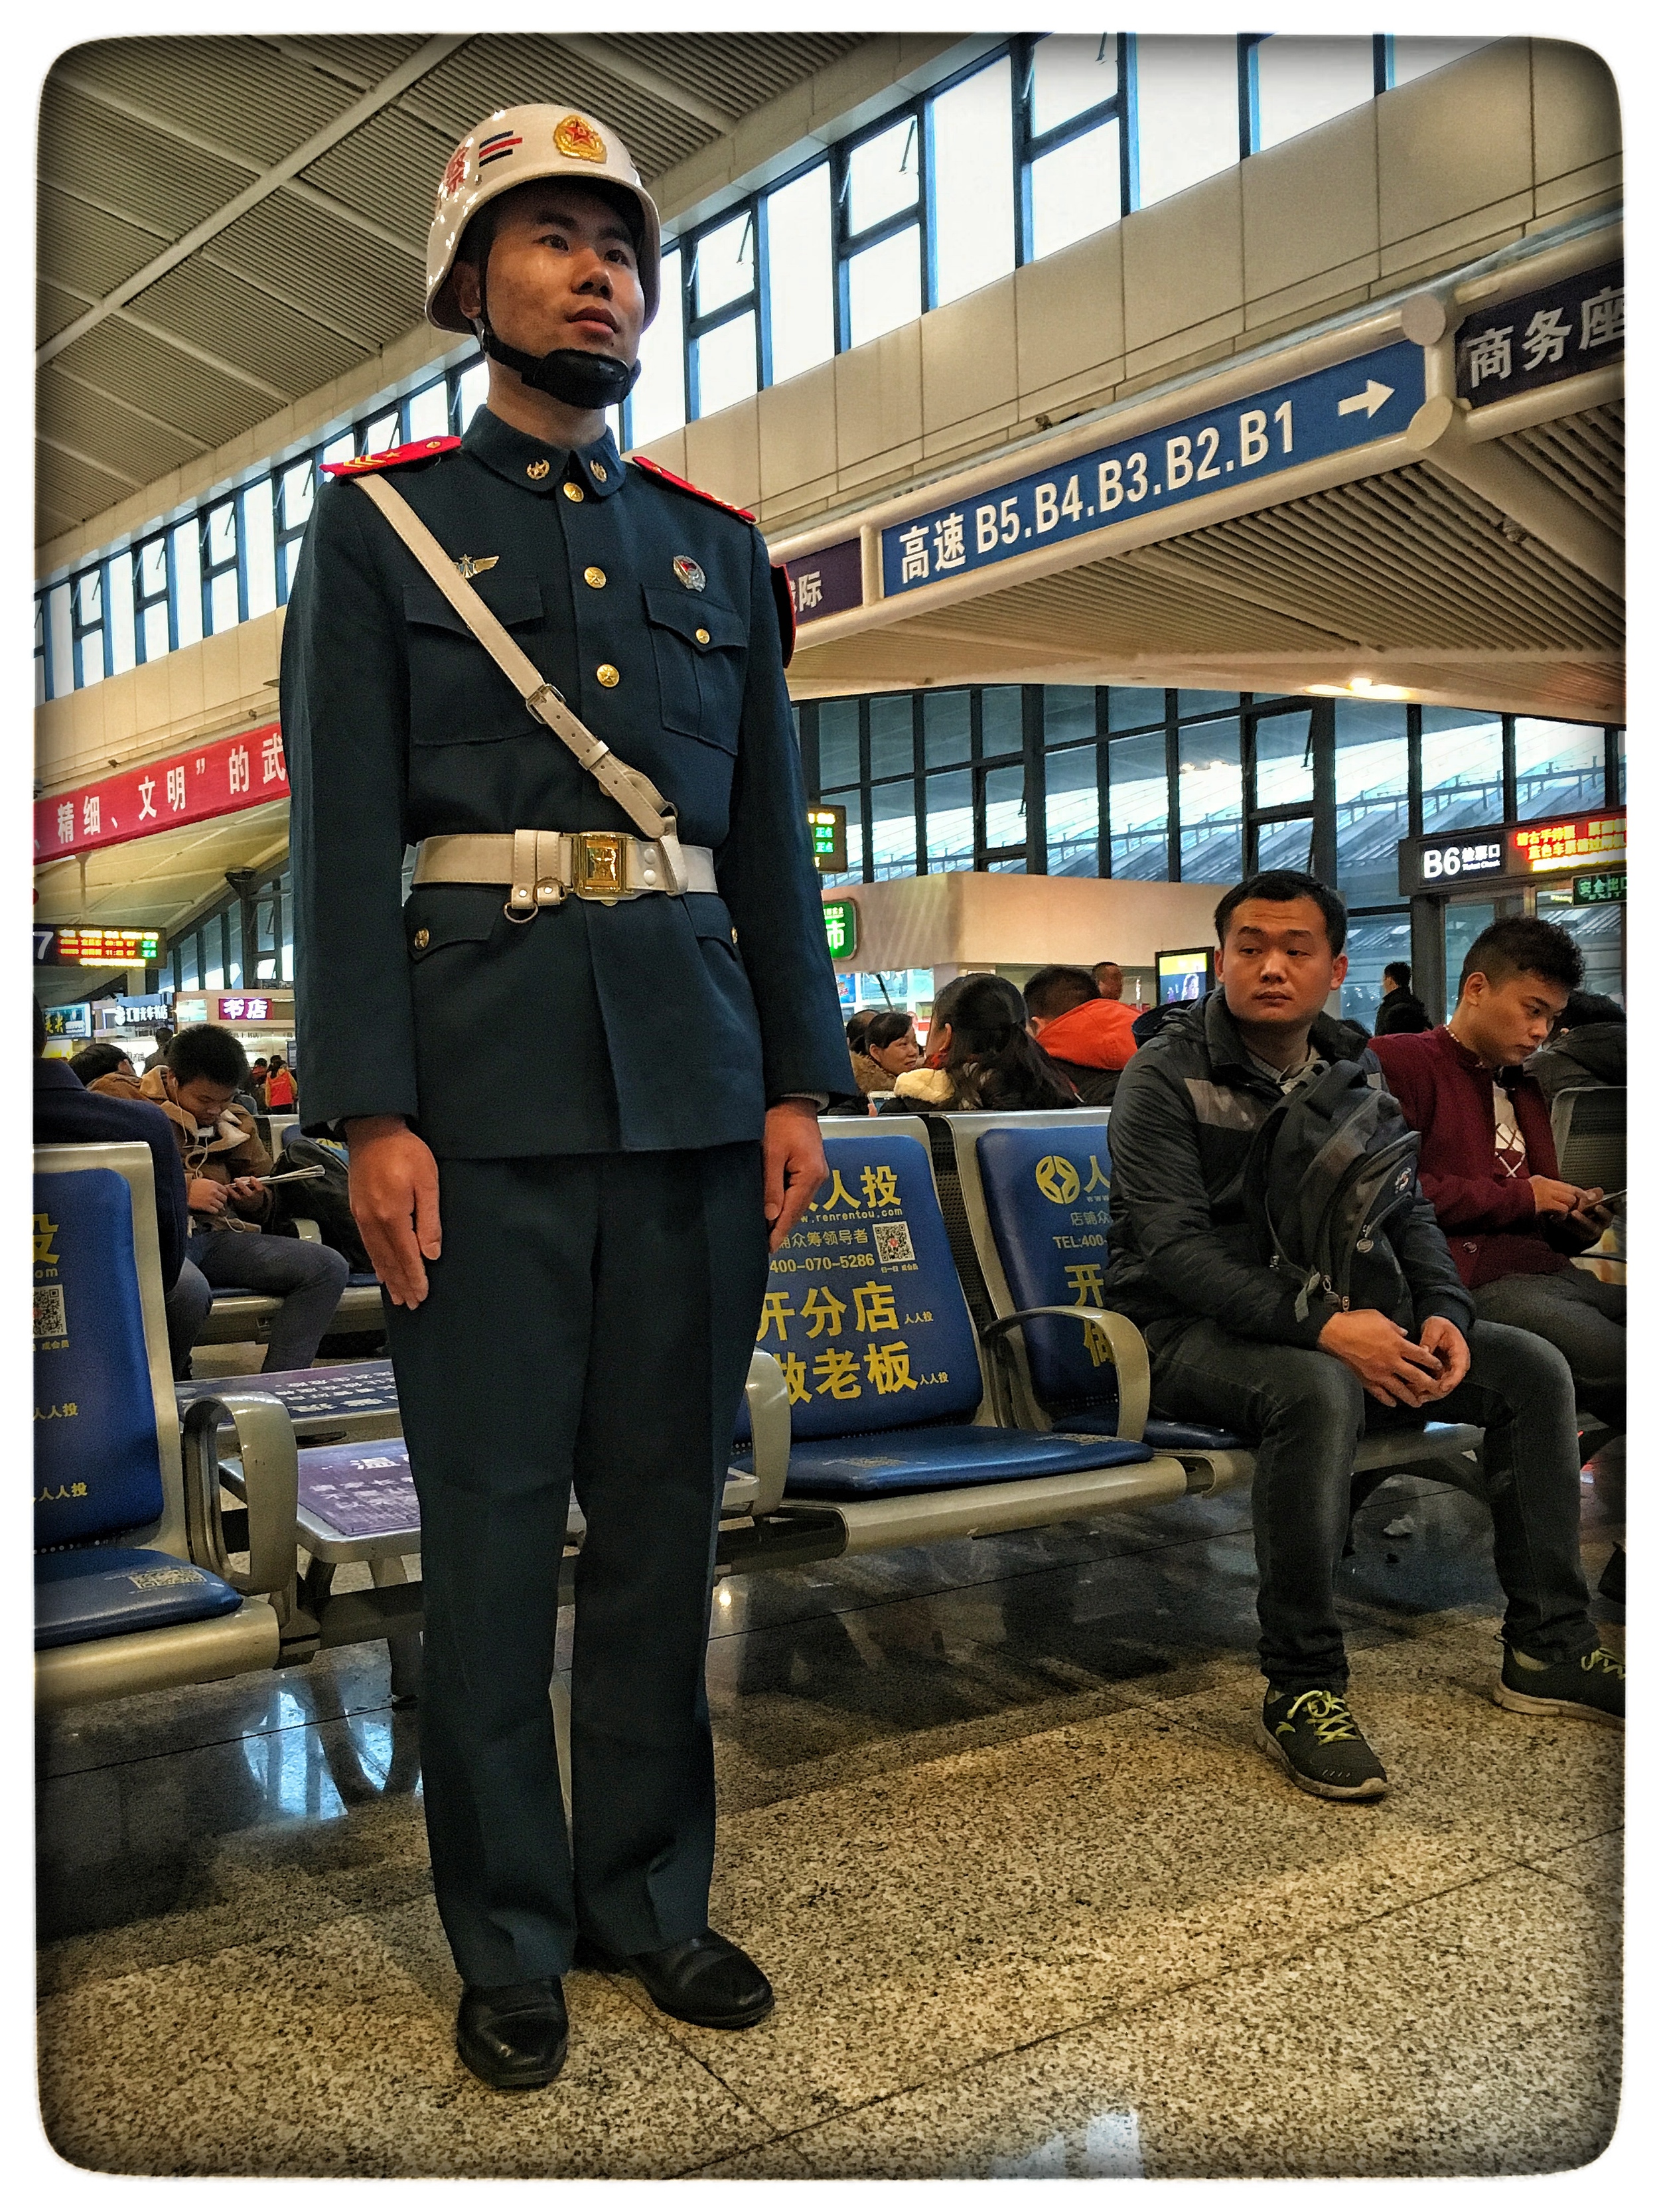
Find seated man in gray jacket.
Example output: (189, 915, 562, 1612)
(1104, 867, 1623, 1802)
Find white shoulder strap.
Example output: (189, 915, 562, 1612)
(351, 471, 684, 870)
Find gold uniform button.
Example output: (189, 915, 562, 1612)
(413, 928, 430, 950)
(596, 663, 620, 688)
(562, 480, 585, 502)
(592, 461, 607, 481)
(695, 626, 711, 645)
(526, 459, 550, 480)
(584, 565, 607, 588)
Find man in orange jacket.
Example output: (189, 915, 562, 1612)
(1025, 965, 1137, 1105)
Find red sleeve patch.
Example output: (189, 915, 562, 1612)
(628, 453, 757, 524)
(322, 437, 463, 478)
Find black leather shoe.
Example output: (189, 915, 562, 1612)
(586, 1929, 774, 2029)
(455, 1976, 569, 2091)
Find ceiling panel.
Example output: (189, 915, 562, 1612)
(38, 365, 207, 484)
(50, 314, 275, 449)
(39, 79, 251, 239)
(131, 256, 372, 394)
(38, 188, 167, 301)
(60, 36, 361, 165)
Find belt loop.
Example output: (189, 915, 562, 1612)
(506, 827, 539, 919)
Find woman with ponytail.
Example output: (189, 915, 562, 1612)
(888, 974, 1079, 1113)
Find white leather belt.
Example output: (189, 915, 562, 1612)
(413, 829, 717, 919)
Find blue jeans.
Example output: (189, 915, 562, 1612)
(1148, 1316, 1597, 1693)
(186, 1230, 352, 1373)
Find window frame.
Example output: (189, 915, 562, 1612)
(1015, 32, 1133, 259)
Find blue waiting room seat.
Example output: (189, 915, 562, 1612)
(942, 1109, 1485, 1498)
(195, 1128, 385, 1345)
(733, 1119, 1198, 1556)
(33, 1143, 301, 1712)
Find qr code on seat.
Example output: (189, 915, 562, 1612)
(872, 1220, 914, 1266)
(34, 1285, 67, 1340)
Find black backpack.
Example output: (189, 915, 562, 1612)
(1242, 1059, 1421, 1321)
(271, 1133, 374, 1275)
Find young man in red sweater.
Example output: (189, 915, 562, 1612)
(1371, 917, 1623, 1435)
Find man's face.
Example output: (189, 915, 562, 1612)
(1457, 969, 1569, 1067)
(1093, 963, 1123, 1000)
(1216, 897, 1346, 1033)
(171, 1072, 239, 1126)
(453, 183, 644, 373)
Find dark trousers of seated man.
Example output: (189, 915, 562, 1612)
(384, 1143, 768, 1992)
(1146, 1316, 1598, 1693)
(1472, 1271, 1625, 1434)
(186, 1226, 351, 1372)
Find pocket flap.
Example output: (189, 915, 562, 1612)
(403, 572, 544, 635)
(642, 588, 747, 652)
(407, 892, 500, 959)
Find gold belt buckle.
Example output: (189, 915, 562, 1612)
(571, 831, 628, 903)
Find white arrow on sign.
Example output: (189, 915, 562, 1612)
(1338, 379, 1394, 419)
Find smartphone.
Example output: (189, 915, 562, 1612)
(1584, 1187, 1626, 1208)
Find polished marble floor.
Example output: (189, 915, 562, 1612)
(36, 1444, 1624, 2179)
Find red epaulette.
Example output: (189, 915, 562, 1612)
(628, 453, 757, 524)
(323, 436, 463, 478)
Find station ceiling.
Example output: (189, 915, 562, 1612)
(36, 31, 870, 540)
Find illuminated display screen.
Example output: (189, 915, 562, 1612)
(1157, 948, 1212, 1005)
(1573, 869, 1626, 906)
(48, 926, 163, 965)
(822, 899, 859, 959)
(1508, 813, 1626, 875)
(807, 804, 847, 871)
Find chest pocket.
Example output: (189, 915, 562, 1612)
(642, 588, 747, 750)
(403, 574, 545, 747)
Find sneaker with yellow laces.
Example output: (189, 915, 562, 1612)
(1494, 1643, 1624, 1725)
(1258, 1688, 1389, 1801)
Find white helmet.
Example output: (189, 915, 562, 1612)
(426, 104, 662, 332)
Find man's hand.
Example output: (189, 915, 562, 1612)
(226, 1174, 267, 1213)
(345, 1115, 442, 1307)
(1416, 1316, 1471, 1399)
(1317, 1308, 1443, 1406)
(187, 1176, 228, 1215)
(1567, 1186, 1611, 1236)
(1530, 1175, 1587, 1217)
(762, 1100, 827, 1254)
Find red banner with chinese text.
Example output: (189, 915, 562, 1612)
(34, 724, 289, 863)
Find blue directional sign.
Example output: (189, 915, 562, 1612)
(880, 338, 1427, 598)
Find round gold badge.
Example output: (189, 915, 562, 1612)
(553, 113, 608, 164)
(562, 480, 585, 502)
(584, 566, 607, 588)
(695, 627, 711, 645)
(526, 459, 551, 480)
(413, 928, 430, 950)
(596, 664, 620, 688)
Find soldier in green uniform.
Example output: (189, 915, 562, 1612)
(283, 103, 849, 2093)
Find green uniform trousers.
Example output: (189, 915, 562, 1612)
(384, 1143, 769, 1988)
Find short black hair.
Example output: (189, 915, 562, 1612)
(1383, 961, 1411, 990)
(863, 1010, 915, 1053)
(1214, 870, 1348, 956)
(67, 1042, 129, 1084)
(1558, 990, 1625, 1029)
(1025, 965, 1100, 1021)
(1457, 917, 1582, 999)
(845, 1011, 874, 1049)
(167, 1023, 250, 1088)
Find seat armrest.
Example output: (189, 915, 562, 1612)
(979, 1307, 1151, 1441)
(744, 1349, 792, 1516)
(180, 1390, 300, 1615)
(294, 1219, 321, 1242)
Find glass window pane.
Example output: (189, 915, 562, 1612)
(1536, 887, 1623, 1005)
(179, 934, 198, 990)
(819, 699, 861, 788)
(1177, 719, 1243, 883)
(226, 905, 242, 991)
(1514, 719, 1605, 820)
(171, 522, 202, 648)
(277, 459, 314, 536)
(1030, 120, 1121, 259)
(932, 58, 1015, 307)
(1046, 743, 1100, 877)
(1110, 733, 1168, 877)
(48, 582, 73, 698)
(452, 360, 487, 433)
(927, 769, 974, 870)
(362, 409, 400, 455)
(209, 569, 239, 633)
(1044, 686, 1096, 747)
(1254, 37, 1376, 152)
(848, 117, 918, 234)
(1252, 709, 1314, 809)
(106, 552, 135, 675)
(630, 248, 685, 447)
(820, 787, 864, 887)
(765, 167, 833, 384)
(694, 311, 757, 417)
(206, 502, 237, 565)
(1390, 38, 1488, 88)
(923, 690, 971, 767)
(847, 228, 922, 348)
(1108, 686, 1165, 730)
(1032, 33, 1119, 135)
(1255, 817, 1314, 875)
(1342, 912, 1413, 1036)
(1334, 700, 1409, 907)
(321, 431, 354, 469)
(981, 686, 1024, 758)
(985, 764, 1027, 862)
(869, 696, 914, 780)
(204, 917, 224, 992)
(1133, 36, 1240, 209)
(1420, 708, 1502, 835)
(1179, 689, 1238, 718)
(141, 597, 170, 662)
(242, 478, 276, 620)
(407, 381, 449, 441)
(871, 778, 917, 877)
(694, 210, 755, 317)
(139, 537, 168, 597)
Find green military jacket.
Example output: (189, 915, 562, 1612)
(283, 405, 849, 1156)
